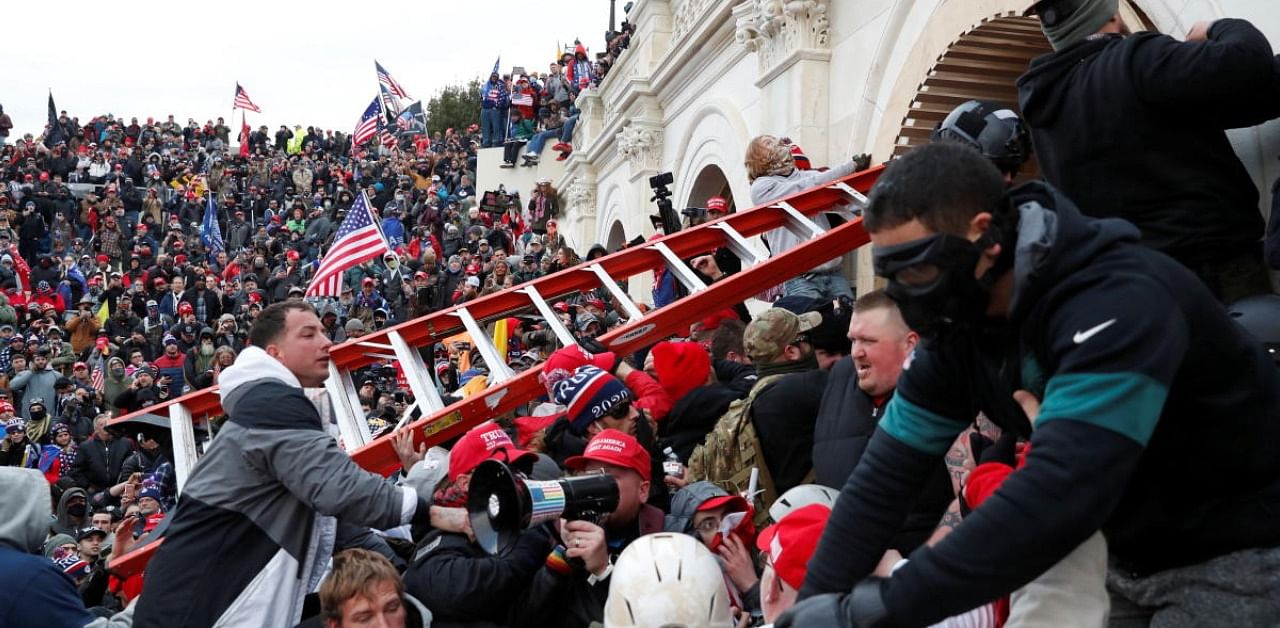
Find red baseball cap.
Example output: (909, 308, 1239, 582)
(96, 254, 109, 264)
(756, 503, 831, 590)
(448, 421, 537, 481)
(286, 250, 300, 261)
(564, 429, 651, 482)
(178, 302, 193, 314)
(539, 345, 615, 396)
(706, 196, 729, 213)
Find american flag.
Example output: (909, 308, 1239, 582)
(380, 83, 402, 121)
(511, 91, 534, 108)
(304, 191, 389, 297)
(233, 83, 261, 113)
(91, 363, 105, 393)
(379, 128, 398, 151)
(375, 61, 410, 99)
(352, 96, 382, 146)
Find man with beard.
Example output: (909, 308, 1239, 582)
(183, 328, 218, 390)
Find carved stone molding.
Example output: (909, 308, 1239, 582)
(734, 0, 831, 72)
(616, 123, 664, 172)
(564, 176, 597, 218)
(671, 0, 716, 43)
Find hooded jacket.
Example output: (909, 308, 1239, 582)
(103, 356, 133, 414)
(1016, 20, 1280, 266)
(753, 160, 861, 273)
(53, 486, 89, 536)
(1, 468, 136, 627)
(133, 346, 429, 628)
(801, 182, 1280, 626)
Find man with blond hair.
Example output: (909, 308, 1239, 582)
(320, 549, 431, 628)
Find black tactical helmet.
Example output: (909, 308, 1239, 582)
(1228, 294, 1280, 366)
(932, 100, 1033, 176)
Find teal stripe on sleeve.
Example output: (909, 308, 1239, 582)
(1036, 372, 1168, 446)
(880, 395, 970, 455)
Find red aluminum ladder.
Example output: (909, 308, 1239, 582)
(106, 164, 882, 577)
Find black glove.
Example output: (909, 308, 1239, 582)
(969, 430, 1017, 466)
(777, 579, 893, 628)
(959, 431, 1018, 516)
(852, 153, 873, 173)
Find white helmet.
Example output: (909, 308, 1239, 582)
(769, 484, 839, 522)
(604, 533, 734, 628)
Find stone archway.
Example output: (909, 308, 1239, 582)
(684, 164, 737, 213)
(605, 220, 627, 253)
(890, 14, 1053, 181)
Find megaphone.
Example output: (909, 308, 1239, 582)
(467, 459, 620, 555)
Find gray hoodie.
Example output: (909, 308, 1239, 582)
(0, 467, 137, 626)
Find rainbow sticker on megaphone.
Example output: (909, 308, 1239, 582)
(527, 480, 567, 525)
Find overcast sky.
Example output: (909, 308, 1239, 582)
(4, 0, 615, 138)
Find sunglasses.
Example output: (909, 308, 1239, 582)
(606, 401, 634, 421)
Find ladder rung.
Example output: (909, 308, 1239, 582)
(355, 342, 396, 351)
(775, 201, 825, 239)
(389, 330, 446, 414)
(586, 264, 645, 321)
(362, 352, 399, 361)
(169, 402, 198, 494)
(453, 307, 517, 385)
(829, 181, 869, 213)
(651, 241, 707, 294)
(327, 361, 371, 449)
(711, 223, 761, 267)
(520, 285, 580, 347)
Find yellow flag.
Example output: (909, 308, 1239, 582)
(96, 300, 110, 325)
(492, 318, 509, 363)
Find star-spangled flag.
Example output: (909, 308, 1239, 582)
(491, 55, 501, 76)
(352, 96, 382, 146)
(305, 191, 390, 298)
(511, 92, 534, 107)
(380, 83, 402, 125)
(375, 61, 410, 99)
(233, 83, 261, 113)
(201, 193, 224, 258)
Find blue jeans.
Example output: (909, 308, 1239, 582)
(526, 129, 558, 155)
(783, 271, 853, 301)
(481, 108, 503, 147)
(560, 115, 579, 146)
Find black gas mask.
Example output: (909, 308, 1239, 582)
(873, 223, 1011, 342)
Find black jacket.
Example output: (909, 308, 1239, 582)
(658, 360, 755, 462)
(751, 368, 828, 495)
(801, 182, 1280, 626)
(402, 527, 552, 627)
(812, 356, 952, 553)
(1016, 20, 1280, 266)
(71, 435, 133, 492)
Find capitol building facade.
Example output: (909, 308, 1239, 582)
(543, 0, 1278, 293)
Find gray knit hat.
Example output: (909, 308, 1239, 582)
(1029, 0, 1119, 50)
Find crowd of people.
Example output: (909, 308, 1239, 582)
(3, 3, 1280, 628)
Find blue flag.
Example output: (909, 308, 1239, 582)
(491, 55, 501, 76)
(202, 194, 225, 258)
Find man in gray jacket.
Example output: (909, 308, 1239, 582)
(747, 135, 866, 301)
(133, 301, 436, 628)
(10, 347, 58, 424)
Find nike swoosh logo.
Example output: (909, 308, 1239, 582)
(1073, 319, 1117, 344)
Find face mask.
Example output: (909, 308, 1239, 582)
(30, 409, 46, 422)
(67, 503, 87, 517)
(873, 231, 997, 341)
(111, 367, 125, 377)
(386, 260, 398, 269)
